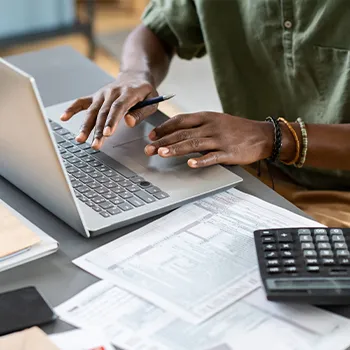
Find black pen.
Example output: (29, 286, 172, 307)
(129, 94, 175, 111)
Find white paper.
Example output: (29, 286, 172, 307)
(55, 281, 350, 350)
(74, 188, 323, 323)
(0, 199, 59, 272)
(49, 329, 114, 350)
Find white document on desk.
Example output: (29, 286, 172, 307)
(55, 280, 350, 350)
(74, 188, 323, 324)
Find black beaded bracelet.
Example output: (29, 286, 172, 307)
(265, 116, 282, 162)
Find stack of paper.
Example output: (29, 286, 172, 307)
(56, 189, 350, 350)
(0, 199, 59, 272)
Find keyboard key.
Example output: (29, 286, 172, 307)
(330, 228, 343, 235)
(91, 205, 102, 212)
(83, 166, 95, 174)
(110, 175, 124, 182)
(61, 141, 73, 149)
(68, 157, 80, 165)
(260, 231, 274, 237)
(86, 148, 100, 155)
(90, 160, 103, 167)
(314, 228, 327, 235)
(69, 146, 81, 153)
(126, 185, 141, 193)
(263, 244, 276, 251)
(119, 180, 132, 188)
(340, 258, 350, 266)
(315, 235, 329, 243)
(102, 192, 117, 200)
(334, 242, 348, 250)
(67, 167, 79, 174)
(154, 192, 169, 200)
(303, 250, 317, 257)
(299, 235, 313, 243)
(262, 237, 275, 243)
(111, 186, 124, 194)
(280, 243, 293, 250)
(73, 171, 85, 179)
(69, 139, 81, 145)
(56, 128, 70, 136)
(99, 201, 114, 210)
(285, 266, 297, 273)
(77, 185, 89, 194)
(81, 155, 95, 162)
(119, 192, 133, 199)
(75, 161, 88, 169)
(62, 152, 73, 159)
(135, 191, 156, 203)
(322, 258, 335, 265)
(95, 165, 110, 172)
(317, 243, 331, 250)
(99, 211, 110, 218)
(85, 200, 93, 207)
(301, 243, 315, 250)
(96, 176, 109, 184)
(107, 207, 122, 215)
(93, 152, 136, 178)
(332, 235, 345, 242)
(75, 192, 83, 199)
(84, 190, 98, 199)
(298, 229, 311, 235)
(265, 251, 278, 259)
(104, 170, 118, 177)
(87, 181, 100, 189)
(50, 122, 62, 130)
(74, 150, 86, 158)
(307, 266, 320, 273)
(267, 267, 281, 274)
(64, 133, 75, 141)
(266, 260, 279, 267)
(80, 176, 94, 184)
(283, 259, 296, 266)
(54, 133, 65, 144)
(104, 181, 117, 189)
(319, 250, 334, 257)
(118, 202, 133, 211)
(277, 232, 293, 243)
(336, 250, 350, 258)
(78, 143, 92, 150)
(95, 187, 109, 195)
(110, 197, 124, 205)
(146, 186, 161, 194)
(130, 176, 144, 184)
(92, 196, 105, 204)
(281, 251, 293, 258)
(127, 197, 145, 208)
(305, 258, 318, 265)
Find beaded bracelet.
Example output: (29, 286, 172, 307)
(265, 116, 282, 162)
(277, 117, 300, 166)
(295, 117, 308, 168)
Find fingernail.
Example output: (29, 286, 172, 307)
(103, 126, 112, 136)
(125, 114, 136, 127)
(188, 159, 198, 167)
(158, 147, 169, 155)
(145, 145, 156, 155)
(149, 130, 157, 140)
(75, 132, 85, 142)
(60, 113, 67, 121)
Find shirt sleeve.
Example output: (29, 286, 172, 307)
(142, 0, 206, 60)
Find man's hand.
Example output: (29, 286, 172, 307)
(60, 71, 159, 149)
(144, 112, 274, 168)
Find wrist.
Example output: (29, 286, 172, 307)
(119, 69, 155, 86)
(279, 122, 301, 163)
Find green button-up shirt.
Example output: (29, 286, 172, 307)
(142, 0, 350, 190)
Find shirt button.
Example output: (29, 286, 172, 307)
(284, 20, 292, 29)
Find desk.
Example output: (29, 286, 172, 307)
(0, 46, 349, 336)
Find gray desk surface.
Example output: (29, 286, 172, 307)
(0, 46, 349, 336)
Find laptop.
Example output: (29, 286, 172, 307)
(0, 58, 242, 237)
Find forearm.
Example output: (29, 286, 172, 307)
(280, 122, 350, 170)
(120, 24, 174, 87)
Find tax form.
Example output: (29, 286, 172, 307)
(74, 189, 324, 324)
(55, 280, 350, 350)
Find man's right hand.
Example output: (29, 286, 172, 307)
(60, 71, 159, 149)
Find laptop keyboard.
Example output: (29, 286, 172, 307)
(49, 119, 169, 218)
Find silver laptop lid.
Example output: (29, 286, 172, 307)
(0, 58, 89, 237)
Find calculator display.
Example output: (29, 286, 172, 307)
(267, 278, 350, 291)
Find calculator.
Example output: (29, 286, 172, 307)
(254, 227, 350, 304)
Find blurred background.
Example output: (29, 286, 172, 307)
(0, 0, 221, 114)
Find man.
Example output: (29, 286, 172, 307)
(61, 0, 350, 226)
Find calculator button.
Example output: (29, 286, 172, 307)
(315, 235, 329, 243)
(336, 250, 350, 258)
(261, 230, 274, 237)
(262, 237, 276, 243)
(281, 251, 293, 258)
(334, 243, 348, 250)
(298, 229, 311, 235)
(266, 260, 280, 267)
(303, 250, 317, 257)
(267, 267, 281, 274)
(307, 266, 320, 273)
(319, 250, 334, 257)
(305, 258, 319, 265)
(280, 243, 293, 250)
(264, 244, 276, 251)
(330, 229, 343, 235)
(313, 228, 327, 235)
(285, 266, 297, 273)
(277, 232, 293, 243)
(332, 235, 345, 243)
(317, 243, 331, 250)
(283, 259, 296, 266)
(339, 258, 350, 266)
(300, 235, 313, 242)
(301, 243, 315, 250)
(265, 252, 278, 259)
(322, 258, 335, 266)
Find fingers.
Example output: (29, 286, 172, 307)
(60, 97, 93, 121)
(124, 103, 158, 127)
(150, 113, 206, 140)
(187, 151, 228, 168)
(76, 97, 104, 143)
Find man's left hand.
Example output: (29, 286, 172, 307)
(144, 112, 274, 168)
